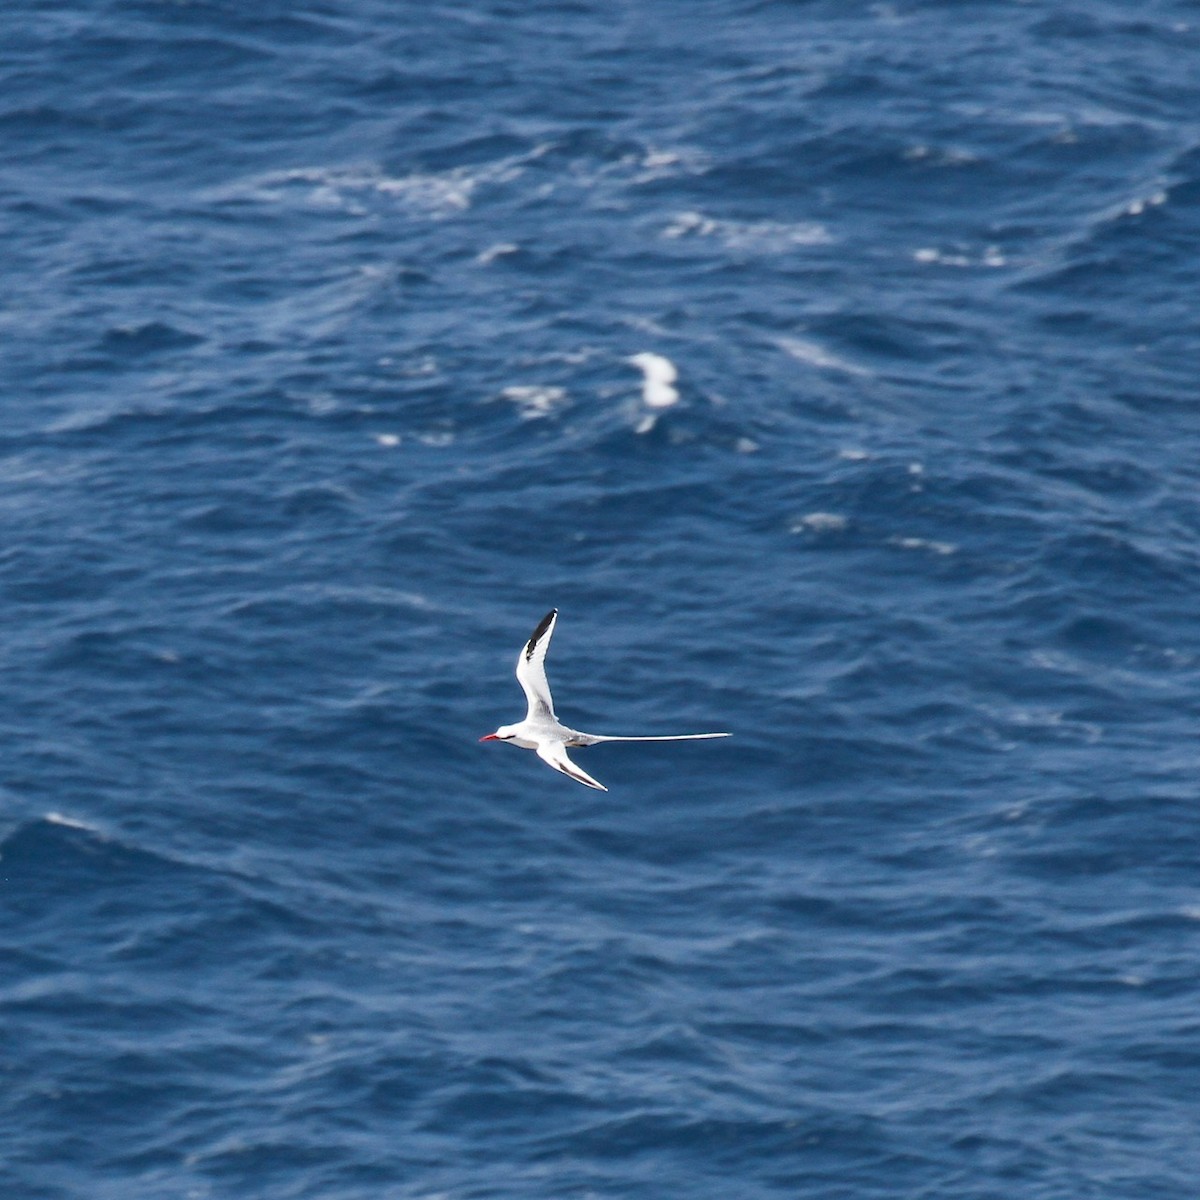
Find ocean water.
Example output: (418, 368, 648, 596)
(2, 1, 1199, 1196)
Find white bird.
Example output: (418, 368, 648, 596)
(480, 609, 729, 791)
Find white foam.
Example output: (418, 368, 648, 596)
(890, 535, 956, 555)
(629, 352, 679, 409)
(499, 386, 567, 420)
(628, 146, 711, 182)
(477, 242, 519, 264)
(211, 156, 526, 219)
(396, 356, 439, 378)
(776, 336, 870, 376)
(914, 245, 1007, 268)
(903, 144, 978, 166)
(374, 433, 401, 447)
(790, 512, 848, 533)
(1123, 191, 1167, 217)
(45, 812, 98, 831)
(663, 210, 831, 251)
(552, 346, 600, 365)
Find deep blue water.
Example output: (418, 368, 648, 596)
(2, 2, 1200, 1197)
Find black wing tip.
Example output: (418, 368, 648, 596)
(565, 764, 606, 791)
(525, 608, 558, 660)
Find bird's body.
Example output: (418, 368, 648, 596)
(480, 609, 729, 791)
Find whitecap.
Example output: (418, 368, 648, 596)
(790, 512, 848, 533)
(663, 211, 831, 251)
(629, 352, 679, 409)
(776, 335, 871, 376)
(914, 245, 1007, 268)
(45, 812, 99, 831)
(477, 242, 520, 265)
(890, 535, 956, 555)
(499, 385, 568, 420)
(1122, 191, 1167, 217)
(209, 156, 526, 219)
(628, 146, 711, 182)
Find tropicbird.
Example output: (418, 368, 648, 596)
(480, 609, 729, 791)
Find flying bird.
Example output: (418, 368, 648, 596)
(480, 609, 729, 791)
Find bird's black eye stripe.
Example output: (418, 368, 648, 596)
(525, 608, 557, 661)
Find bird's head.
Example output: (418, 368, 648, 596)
(479, 724, 517, 743)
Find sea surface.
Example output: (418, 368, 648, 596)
(2, 2, 1199, 1197)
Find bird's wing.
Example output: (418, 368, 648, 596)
(536, 741, 608, 792)
(516, 608, 558, 721)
